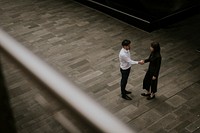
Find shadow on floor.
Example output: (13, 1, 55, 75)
(0, 59, 17, 133)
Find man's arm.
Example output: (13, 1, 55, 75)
(124, 56, 139, 64)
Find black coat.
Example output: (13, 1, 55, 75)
(144, 52, 162, 78)
(143, 52, 162, 93)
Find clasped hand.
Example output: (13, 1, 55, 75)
(138, 60, 144, 65)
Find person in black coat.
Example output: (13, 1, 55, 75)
(141, 42, 162, 100)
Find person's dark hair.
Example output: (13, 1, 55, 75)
(122, 39, 131, 46)
(151, 42, 160, 53)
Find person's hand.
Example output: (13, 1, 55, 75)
(138, 60, 144, 65)
(152, 76, 156, 80)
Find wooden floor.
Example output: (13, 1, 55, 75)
(0, 0, 200, 132)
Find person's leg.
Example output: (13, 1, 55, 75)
(120, 68, 131, 100)
(120, 68, 130, 95)
(147, 79, 158, 100)
(141, 71, 151, 96)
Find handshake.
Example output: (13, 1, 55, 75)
(138, 60, 144, 65)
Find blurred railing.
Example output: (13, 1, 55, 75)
(0, 29, 135, 133)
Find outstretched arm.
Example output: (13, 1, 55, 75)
(123, 56, 139, 64)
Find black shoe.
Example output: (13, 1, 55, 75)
(196, 48, 200, 53)
(122, 95, 132, 100)
(147, 95, 155, 100)
(125, 91, 132, 94)
(141, 93, 150, 96)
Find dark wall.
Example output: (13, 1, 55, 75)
(91, 0, 199, 19)
(75, 0, 200, 31)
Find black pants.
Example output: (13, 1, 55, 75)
(120, 67, 131, 95)
(143, 70, 158, 93)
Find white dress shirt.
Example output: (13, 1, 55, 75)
(119, 48, 138, 70)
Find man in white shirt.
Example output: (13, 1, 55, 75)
(119, 39, 142, 100)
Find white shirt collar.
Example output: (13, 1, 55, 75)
(122, 48, 129, 53)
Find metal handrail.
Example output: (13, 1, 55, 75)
(0, 29, 135, 133)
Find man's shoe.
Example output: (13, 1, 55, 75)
(125, 91, 132, 94)
(122, 95, 132, 100)
(141, 93, 150, 96)
(147, 95, 155, 100)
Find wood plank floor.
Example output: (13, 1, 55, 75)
(0, 0, 200, 132)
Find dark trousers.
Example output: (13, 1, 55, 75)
(143, 71, 158, 93)
(120, 67, 131, 95)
